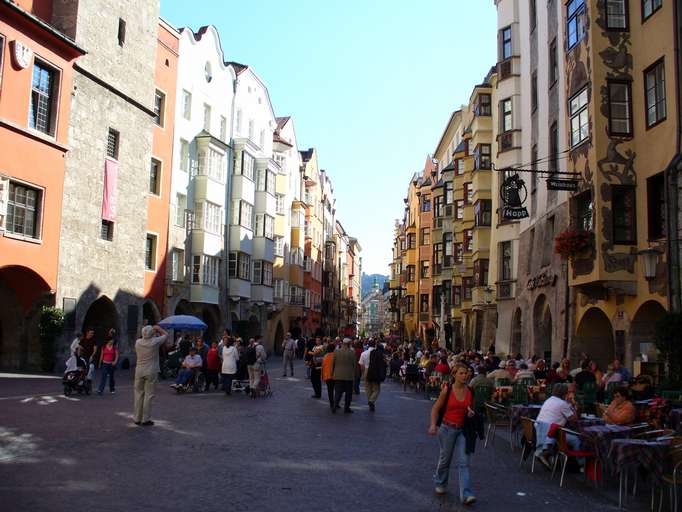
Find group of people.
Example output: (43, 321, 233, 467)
(66, 328, 120, 395)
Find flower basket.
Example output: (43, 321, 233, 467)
(554, 229, 593, 260)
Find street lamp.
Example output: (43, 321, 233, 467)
(638, 247, 663, 280)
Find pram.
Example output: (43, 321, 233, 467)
(251, 365, 273, 399)
(63, 356, 92, 396)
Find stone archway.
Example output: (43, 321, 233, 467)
(201, 305, 220, 343)
(174, 299, 192, 315)
(533, 295, 552, 362)
(574, 307, 614, 369)
(143, 300, 161, 327)
(511, 307, 522, 357)
(82, 296, 119, 348)
(630, 300, 666, 364)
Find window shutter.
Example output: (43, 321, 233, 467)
(0, 176, 8, 230)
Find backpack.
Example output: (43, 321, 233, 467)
(368, 349, 387, 382)
(245, 346, 258, 365)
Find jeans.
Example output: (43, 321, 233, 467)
(334, 380, 353, 411)
(310, 366, 322, 397)
(221, 373, 235, 394)
(175, 368, 194, 385)
(98, 362, 115, 393)
(283, 351, 295, 376)
(534, 421, 581, 455)
(434, 424, 473, 503)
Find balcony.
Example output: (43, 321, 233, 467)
(497, 129, 522, 154)
(496, 280, 516, 300)
(496, 56, 520, 82)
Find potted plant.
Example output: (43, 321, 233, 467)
(554, 229, 593, 260)
(39, 306, 64, 372)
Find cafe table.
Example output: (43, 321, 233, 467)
(577, 423, 634, 476)
(510, 403, 542, 432)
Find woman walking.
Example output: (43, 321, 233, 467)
(428, 363, 476, 506)
(97, 331, 118, 395)
(221, 338, 239, 395)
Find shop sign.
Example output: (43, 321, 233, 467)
(526, 271, 557, 290)
(546, 178, 579, 191)
(11, 40, 32, 69)
(501, 174, 529, 220)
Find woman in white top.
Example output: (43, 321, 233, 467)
(221, 339, 239, 395)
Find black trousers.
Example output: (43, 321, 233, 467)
(205, 369, 219, 390)
(310, 366, 322, 397)
(334, 380, 353, 411)
(325, 379, 335, 408)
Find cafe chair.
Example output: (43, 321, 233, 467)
(484, 402, 513, 450)
(552, 427, 597, 488)
(473, 383, 494, 413)
(655, 446, 682, 512)
(519, 417, 540, 472)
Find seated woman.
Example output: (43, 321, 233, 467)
(603, 386, 636, 425)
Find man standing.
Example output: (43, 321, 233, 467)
(282, 332, 297, 377)
(309, 337, 324, 398)
(365, 341, 387, 412)
(331, 338, 357, 413)
(133, 325, 168, 426)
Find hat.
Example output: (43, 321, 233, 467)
(498, 361, 507, 369)
(342, 338, 351, 344)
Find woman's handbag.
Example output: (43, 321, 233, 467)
(436, 383, 452, 427)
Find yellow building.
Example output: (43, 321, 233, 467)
(564, 0, 674, 366)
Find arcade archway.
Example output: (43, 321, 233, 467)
(533, 295, 552, 362)
(82, 296, 119, 348)
(574, 307, 614, 368)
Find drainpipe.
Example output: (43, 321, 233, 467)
(563, 260, 570, 359)
(224, 76, 238, 330)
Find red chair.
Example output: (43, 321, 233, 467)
(551, 427, 597, 488)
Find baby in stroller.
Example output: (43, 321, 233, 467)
(63, 346, 92, 396)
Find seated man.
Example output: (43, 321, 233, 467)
(488, 361, 511, 383)
(574, 360, 596, 388)
(469, 366, 493, 388)
(514, 363, 536, 383)
(603, 386, 636, 425)
(534, 383, 580, 468)
(172, 347, 203, 388)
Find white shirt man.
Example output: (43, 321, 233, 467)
(536, 396, 576, 427)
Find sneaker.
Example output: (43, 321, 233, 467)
(110, 390, 115, 394)
(463, 496, 477, 506)
(141, 421, 154, 426)
(435, 487, 446, 495)
(368, 402, 375, 412)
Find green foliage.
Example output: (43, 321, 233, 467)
(39, 306, 64, 372)
(655, 312, 682, 387)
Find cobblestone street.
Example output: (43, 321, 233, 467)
(0, 359, 639, 512)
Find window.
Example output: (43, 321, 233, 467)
(220, 116, 227, 141)
(474, 144, 491, 170)
(6, 182, 40, 238)
(407, 265, 416, 282)
(171, 249, 184, 281)
(455, 200, 464, 220)
(153, 90, 165, 126)
(407, 233, 416, 249)
(406, 296, 415, 314)
(434, 195, 444, 218)
(476, 93, 491, 116)
(197, 148, 225, 182)
(106, 128, 119, 159)
(256, 169, 276, 195)
(149, 158, 161, 195)
(612, 186, 636, 244)
(276, 194, 285, 214)
(647, 173, 666, 239)
(248, 120, 254, 141)
(454, 243, 463, 264)
(0, 34, 4, 92)
(241, 152, 255, 180)
(229, 252, 251, 280)
(453, 286, 462, 307)
(444, 181, 453, 204)
(531, 72, 538, 112)
(475, 200, 492, 227)
(549, 39, 558, 86)
(262, 261, 273, 286)
(420, 294, 430, 313)
(465, 182, 474, 205)
(567, 0, 587, 50)
(606, 0, 628, 29)
(420, 260, 430, 279)
(443, 233, 453, 266)
(192, 255, 201, 284)
(182, 90, 191, 120)
(501, 26, 512, 60)
(175, 193, 186, 227)
(433, 243, 443, 273)
(421, 196, 431, 212)
(145, 234, 157, 270)
(464, 229, 473, 253)
(501, 241, 513, 281)
(117, 18, 126, 46)
(29, 61, 57, 135)
(231, 200, 253, 230)
(608, 81, 632, 135)
(202, 256, 219, 287)
(475, 259, 489, 287)
(576, 190, 593, 231)
(275, 236, 284, 256)
(179, 139, 189, 172)
(421, 227, 430, 246)
(462, 278, 473, 300)
(569, 88, 589, 146)
(645, 59, 666, 127)
(501, 99, 513, 132)
(264, 215, 274, 239)
(259, 129, 265, 149)
(455, 159, 464, 176)
(643, 0, 662, 20)
(203, 103, 211, 132)
(101, 220, 114, 241)
(274, 279, 284, 299)
(549, 123, 559, 174)
(195, 201, 221, 234)
(252, 260, 262, 285)
(530, 0, 537, 31)
(531, 145, 538, 194)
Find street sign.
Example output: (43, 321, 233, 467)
(500, 174, 529, 220)
(546, 178, 579, 191)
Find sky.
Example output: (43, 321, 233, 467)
(160, 0, 497, 275)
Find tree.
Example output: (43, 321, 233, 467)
(39, 306, 64, 372)
(655, 312, 682, 388)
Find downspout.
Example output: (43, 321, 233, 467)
(224, 75, 238, 329)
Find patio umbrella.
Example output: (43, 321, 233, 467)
(158, 315, 207, 330)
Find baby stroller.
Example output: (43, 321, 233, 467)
(252, 365, 273, 399)
(63, 360, 92, 396)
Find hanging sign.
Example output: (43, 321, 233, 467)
(546, 178, 579, 191)
(500, 174, 529, 220)
(10, 40, 32, 69)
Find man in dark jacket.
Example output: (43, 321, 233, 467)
(331, 338, 357, 413)
(365, 343, 387, 412)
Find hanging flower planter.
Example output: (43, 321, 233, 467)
(554, 229, 593, 260)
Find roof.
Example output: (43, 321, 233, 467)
(454, 139, 467, 154)
(225, 60, 248, 75)
(442, 161, 457, 172)
(273, 116, 293, 147)
(276, 116, 291, 130)
(300, 149, 314, 162)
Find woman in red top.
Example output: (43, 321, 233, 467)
(205, 341, 221, 392)
(97, 331, 118, 395)
(434, 357, 450, 376)
(428, 363, 476, 506)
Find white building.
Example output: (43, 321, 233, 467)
(167, 25, 236, 340)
